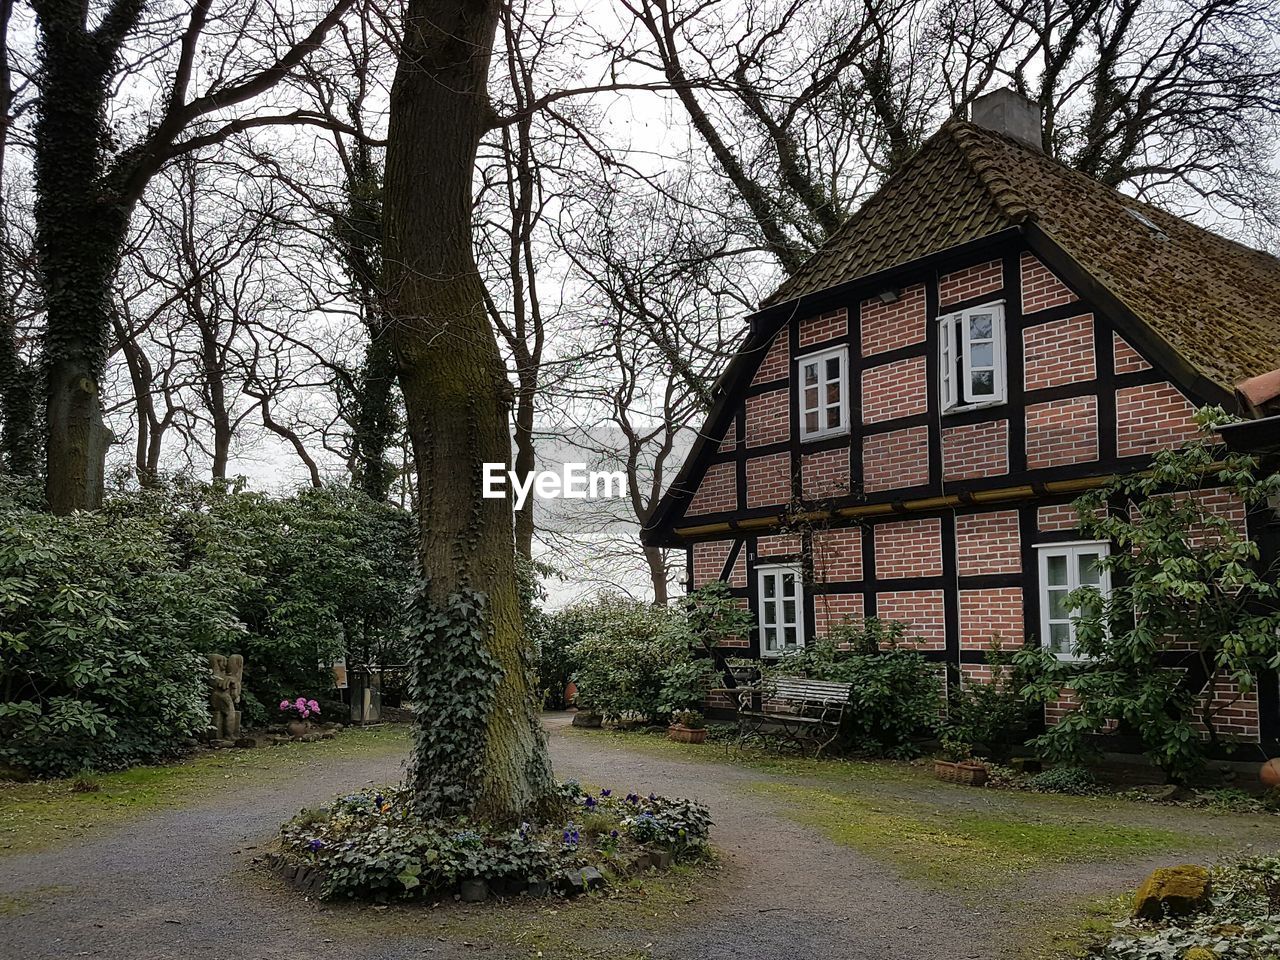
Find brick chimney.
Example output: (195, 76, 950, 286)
(969, 88, 1043, 151)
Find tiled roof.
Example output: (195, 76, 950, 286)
(766, 119, 1280, 391)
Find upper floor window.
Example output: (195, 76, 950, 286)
(797, 345, 849, 440)
(1037, 541, 1111, 660)
(940, 301, 1006, 412)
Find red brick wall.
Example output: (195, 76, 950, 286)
(1115, 382, 1200, 458)
(1019, 253, 1078, 314)
(799, 308, 847, 348)
(1023, 314, 1096, 390)
(942, 419, 1009, 480)
(1135, 486, 1250, 546)
(877, 590, 945, 649)
(687, 461, 736, 515)
(958, 587, 1024, 650)
(1194, 678, 1260, 742)
(814, 593, 864, 637)
(874, 518, 943, 579)
(863, 426, 929, 492)
(1044, 687, 1081, 726)
(692, 540, 734, 588)
(746, 452, 792, 508)
(1038, 503, 1085, 533)
(752, 332, 789, 384)
(801, 448, 851, 500)
(812, 527, 862, 582)
(1025, 396, 1099, 468)
(1113, 334, 1151, 374)
(955, 510, 1020, 575)
(862, 356, 927, 424)
(861, 283, 926, 356)
(745, 388, 789, 447)
(939, 259, 1003, 308)
(718, 420, 737, 452)
(757, 532, 802, 556)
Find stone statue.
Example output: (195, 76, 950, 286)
(209, 653, 244, 741)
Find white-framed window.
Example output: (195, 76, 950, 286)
(757, 564, 805, 657)
(1037, 541, 1111, 660)
(797, 345, 849, 440)
(939, 301, 1006, 411)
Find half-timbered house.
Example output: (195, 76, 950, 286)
(641, 89, 1280, 752)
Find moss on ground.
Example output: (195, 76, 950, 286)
(312, 861, 716, 959)
(0, 726, 410, 858)
(753, 782, 1196, 891)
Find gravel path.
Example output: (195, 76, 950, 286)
(0, 715, 1272, 960)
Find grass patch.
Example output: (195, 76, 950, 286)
(562, 725, 920, 785)
(0, 726, 410, 858)
(318, 861, 715, 959)
(1014, 895, 1129, 960)
(754, 782, 1195, 890)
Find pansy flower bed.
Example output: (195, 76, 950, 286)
(274, 780, 712, 901)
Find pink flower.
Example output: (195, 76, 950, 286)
(307, 700, 320, 714)
(279, 700, 289, 710)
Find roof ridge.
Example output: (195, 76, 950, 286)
(945, 119, 1033, 223)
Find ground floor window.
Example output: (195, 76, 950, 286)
(757, 564, 804, 657)
(1036, 541, 1111, 660)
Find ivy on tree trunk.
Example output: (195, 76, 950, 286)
(383, 0, 558, 823)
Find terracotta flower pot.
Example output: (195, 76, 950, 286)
(1261, 758, 1280, 788)
(934, 759, 989, 787)
(287, 719, 309, 739)
(668, 724, 708, 745)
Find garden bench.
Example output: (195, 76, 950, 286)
(724, 676, 851, 757)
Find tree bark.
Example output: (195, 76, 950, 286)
(383, 0, 556, 823)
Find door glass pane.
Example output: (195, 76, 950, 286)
(1048, 622, 1071, 655)
(784, 626, 797, 647)
(1046, 554, 1068, 586)
(804, 363, 817, 386)
(763, 575, 776, 599)
(1078, 552, 1103, 585)
(1047, 588, 1070, 621)
(762, 601, 776, 625)
(764, 626, 777, 651)
(826, 356, 840, 380)
(782, 573, 795, 592)
(969, 314, 992, 338)
(782, 599, 796, 624)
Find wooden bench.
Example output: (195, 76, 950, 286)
(723, 676, 852, 757)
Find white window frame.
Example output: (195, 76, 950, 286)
(1036, 540, 1111, 661)
(756, 564, 806, 658)
(939, 300, 1007, 412)
(796, 345, 850, 440)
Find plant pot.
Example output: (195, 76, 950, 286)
(286, 719, 309, 739)
(668, 724, 708, 745)
(934, 759, 988, 787)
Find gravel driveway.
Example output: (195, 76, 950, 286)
(0, 715, 1270, 960)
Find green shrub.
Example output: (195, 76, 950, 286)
(0, 480, 416, 775)
(944, 641, 1039, 759)
(767, 621, 941, 758)
(1027, 764, 1098, 795)
(0, 500, 240, 776)
(569, 596, 717, 723)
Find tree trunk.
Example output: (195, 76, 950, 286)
(512, 373, 536, 559)
(383, 0, 556, 824)
(33, 5, 131, 513)
(644, 545, 669, 606)
(353, 328, 397, 501)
